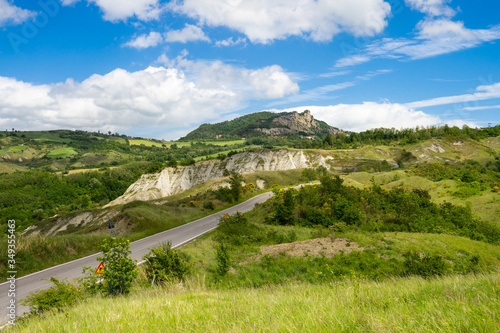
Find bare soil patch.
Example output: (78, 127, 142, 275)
(258, 237, 364, 258)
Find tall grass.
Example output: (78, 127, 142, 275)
(0, 235, 107, 279)
(11, 272, 500, 332)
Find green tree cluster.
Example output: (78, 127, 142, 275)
(264, 176, 500, 244)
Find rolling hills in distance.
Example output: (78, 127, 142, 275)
(2, 110, 500, 331)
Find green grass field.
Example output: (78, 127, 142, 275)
(131, 139, 246, 149)
(20, 131, 72, 143)
(11, 272, 500, 332)
(202, 139, 246, 146)
(0, 145, 26, 154)
(193, 145, 260, 161)
(46, 147, 78, 158)
(128, 139, 167, 147)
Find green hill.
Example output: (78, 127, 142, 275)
(180, 110, 340, 141)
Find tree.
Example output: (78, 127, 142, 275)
(273, 189, 296, 225)
(229, 171, 243, 201)
(97, 238, 137, 295)
(319, 175, 344, 196)
(323, 133, 335, 146)
(300, 168, 317, 182)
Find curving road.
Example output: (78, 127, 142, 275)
(0, 191, 275, 326)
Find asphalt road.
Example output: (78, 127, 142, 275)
(0, 191, 275, 326)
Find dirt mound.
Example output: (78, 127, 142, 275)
(259, 237, 363, 258)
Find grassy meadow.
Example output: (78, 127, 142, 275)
(10, 272, 500, 332)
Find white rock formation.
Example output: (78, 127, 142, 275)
(106, 149, 332, 206)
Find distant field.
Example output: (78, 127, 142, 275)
(129, 139, 166, 147)
(193, 145, 259, 161)
(147, 140, 246, 148)
(202, 140, 245, 146)
(0, 145, 26, 154)
(20, 131, 72, 143)
(108, 137, 127, 144)
(0, 162, 26, 173)
(46, 147, 78, 158)
(128, 139, 247, 152)
(55, 167, 119, 175)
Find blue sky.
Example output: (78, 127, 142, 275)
(1, 0, 499, 140)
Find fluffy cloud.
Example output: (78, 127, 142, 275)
(215, 37, 247, 47)
(404, 0, 455, 17)
(123, 32, 163, 49)
(274, 102, 441, 132)
(172, 0, 392, 44)
(164, 24, 210, 43)
(0, 0, 36, 27)
(61, 0, 163, 21)
(0, 61, 298, 135)
(336, 20, 500, 67)
(156, 52, 299, 99)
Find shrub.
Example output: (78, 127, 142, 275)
(203, 201, 215, 210)
(215, 242, 230, 276)
(20, 277, 83, 315)
(145, 163, 165, 174)
(216, 212, 265, 245)
(215, 187, 233, 203)
(142, 241, 189, 285)
(403, 250, 448, 278)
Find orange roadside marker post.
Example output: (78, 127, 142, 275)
(94, 262, 105, 275)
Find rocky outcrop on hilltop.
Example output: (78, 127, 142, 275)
(106, 149, 333, 206)
(181, 110, 339, 140)
(256, 110, 339, 136)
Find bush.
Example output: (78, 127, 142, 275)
(203, 201, 215, 210)
(215, 242, 230, 276)
(20, 277, 83, 315)
(142, 241, 189, 285)
(216, 212, 265, 245)
(97, 238, 137, 295)
(145, 163, 165, 174)
(403, 250, 448, 278)
(214, 187, 233, 203)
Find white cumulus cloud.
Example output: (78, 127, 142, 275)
(274, 103, 441, 132)
(61, 0, 163, 21)
(404, 0, 455, 17)
(123, 31, 163, 49)
(0, 60, 298, 136)
(156, 52, 299, 99)
(0, 0, 36, 27)
(172, 0, 392, 44)
(215, 37, 247, 47)
(164, 24, 210, 43)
